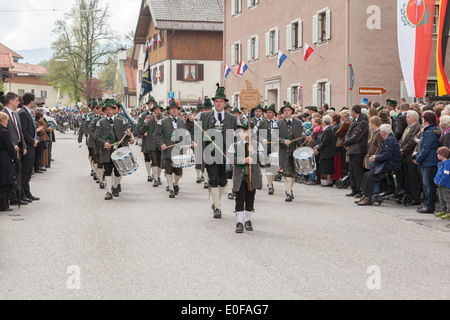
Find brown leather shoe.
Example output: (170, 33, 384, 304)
(357, 198, 372, 206)
(354, 197, 365, 204)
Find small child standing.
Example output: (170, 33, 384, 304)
(434, 146, 450, 220)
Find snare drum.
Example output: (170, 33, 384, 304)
(111, 147, 139, 176)
(172, 154, 194, 168)
(268, 152, 279, 167)
(293, 147, 316, 176)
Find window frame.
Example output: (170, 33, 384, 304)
(183, 64, 198, 81)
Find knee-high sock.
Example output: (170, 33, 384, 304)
(204, 170, 209, 181)
(152, 166, 159, 180)
(113, 176, 120, 188)
(285, 177, 292, 194)
(236, 211, 245, 224)
(105, 176, 113, 194)
(118, 176, 122, 185)
(227, 181, 233, 194)
(174, 174, 181, 186)
(267, 174, 275, 188)
(218, 186, 226, 202)
(210, 187, 221, 210)
(145, 162, 152, 177)
(289, 177, 295, 192)
(157, 167, 162, 179)
(165, 174, 174, 191)
(245, 210, 252, 222)
(89, 158, 95, 172)
(96, 167, 104, 182)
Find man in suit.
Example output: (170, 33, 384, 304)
(154, 100, 190, 198)
(16, 93, 40, 202)
(394, 103, 410, 141)
(399, 110, 421, 205)
(95, 102, 132, 200)
(201, 87, 238, 218)
(344, 105, 369, 197)
(3, 92, 28, 205)
(277, 102, 303, 202)
(357, 124, 402, 206)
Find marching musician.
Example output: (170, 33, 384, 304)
(277, 102, 303, 202)
(262, 103, 279, 195)
(154, 100, 191, 199)
(141, 103, 164, 188)
(92, 100, 105, 189)
(95, 102, 132, 200)
(85, 100, 98, 179)
(186, 102, 206, 185)
(201, 86, 239, 219)
(227, 121, 266, 233)
(137, 96, 156, 182)
(111, 99, 133, 193)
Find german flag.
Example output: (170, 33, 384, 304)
(437, 0, 450, 95)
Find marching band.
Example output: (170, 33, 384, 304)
(78, 85, 319, 233)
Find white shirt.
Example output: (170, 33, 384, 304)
(214, 110, 225, 125)
(5, 107, 21, 142)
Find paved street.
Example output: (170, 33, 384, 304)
(1, 131, 450, 300)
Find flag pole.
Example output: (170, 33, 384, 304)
(287, 56, 297, 66)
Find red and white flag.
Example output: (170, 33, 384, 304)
(157, 34, 162, 43)
(304, 43, 314, 61)
(397, 0, 435, 98)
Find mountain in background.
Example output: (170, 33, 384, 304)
(16, 47, 54, 65)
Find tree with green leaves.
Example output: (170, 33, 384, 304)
(49, 0, 121, 104)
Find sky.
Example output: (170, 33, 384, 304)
(0, 0, 141, 51)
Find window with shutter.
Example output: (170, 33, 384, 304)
(248, 35, 258, 62)
(176, 64, 183, 81)
(268, 28, 277, 56)
(198, 64, 204, 81)
(159, 65, 164, 83)
(177, 64, 200, 81)
(315, 8, 331, 44)
(159, 31, 164, 47)
(312, 84, 318, 107)
(286, 24, 292, 51)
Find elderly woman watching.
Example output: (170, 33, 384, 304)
(314, 115, 337, 187)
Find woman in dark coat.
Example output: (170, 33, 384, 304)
(315, 115, 337, 187)
(0, 112, 18, 211)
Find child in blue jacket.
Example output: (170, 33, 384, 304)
(434, 146, 450, 220)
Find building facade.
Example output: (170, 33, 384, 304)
(132, 0, 223, 109)
(223, 0, 450, 111)
(115, 50, 138, 108)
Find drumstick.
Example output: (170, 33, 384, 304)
(105, 132, 127, 149)
(192, 120, 232, 163)
(267, 136, 308, 147)
(165, 142, 192, 149)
